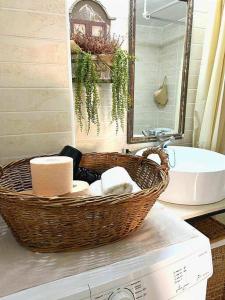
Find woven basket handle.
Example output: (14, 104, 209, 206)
(0, 166, 3, 178)
(142, 147, 169, 173)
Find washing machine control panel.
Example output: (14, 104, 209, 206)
(90, 249, 212, 300)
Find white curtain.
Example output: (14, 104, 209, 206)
(193, 0, 225, 153)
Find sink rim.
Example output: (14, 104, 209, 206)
(167, 146, 225, 174)
(137, 146, 225, 174)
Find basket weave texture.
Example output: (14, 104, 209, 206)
(189, 217, 225, 300)
(0, 148, 169, 253)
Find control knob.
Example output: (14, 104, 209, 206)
(109, 289, 135, 300)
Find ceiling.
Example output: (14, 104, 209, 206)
(136, 0, 187, 27)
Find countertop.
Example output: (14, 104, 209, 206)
(158, 198, 225, 220)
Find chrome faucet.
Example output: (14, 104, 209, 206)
(156, 134, 175, 149)
(156, 134, 176, 167)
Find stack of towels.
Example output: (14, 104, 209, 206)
(59, 145, 142, 197)
(90, 166, 141, 196)
(29, 143, 142, 198)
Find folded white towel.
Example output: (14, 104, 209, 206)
(132, 181, 142, 193)
(90, 178, 141, 196)
(101, 166, 134, 196)
(90, 180, 102, 196)
(90, 166, 142, 196)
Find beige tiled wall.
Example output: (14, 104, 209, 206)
(74, 0, 209, 153)
(0, 0, 209, 162)
(0, 0, 74, 165)
(158, 23, 186, 130)
(178, 0, 210, 147)
(133, 25, 162, 135)
(133, 22, 185, 135)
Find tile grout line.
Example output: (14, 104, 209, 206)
(0, 61, 68, 66)
(0, 131, 72, 138)
(0, 87, 70, 89)
(0, 33, 67, 42)
(0, 7, 65, 17)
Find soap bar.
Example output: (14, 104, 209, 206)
(30, 156, 73, 197)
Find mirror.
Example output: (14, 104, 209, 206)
(127, 0, 194, 143)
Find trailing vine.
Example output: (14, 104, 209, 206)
(73, 34, 131, 134)
(74, 51, 100, 134)
(74, 51, 84, 131)
(111, 49, 131, 132)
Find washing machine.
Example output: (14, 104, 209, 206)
(0, 203, 213, 300)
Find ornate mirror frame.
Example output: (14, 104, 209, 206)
(127, 0, 194, 144)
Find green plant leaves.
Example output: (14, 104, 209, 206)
(74, 49, 131, 134)
(112, 49, 131, 132)
(74, 51, 100, 134)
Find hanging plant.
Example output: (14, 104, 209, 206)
(73, 33, 132, 134)
(111, 49, 131, 132)
(74, 50, 100, 134)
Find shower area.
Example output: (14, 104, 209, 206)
(133, 0, 187, 136)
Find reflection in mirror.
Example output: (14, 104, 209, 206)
(127, 0, 193, 143)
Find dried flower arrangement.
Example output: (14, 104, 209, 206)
(72, 33, 131, 134)
(73, 32, 123, 55)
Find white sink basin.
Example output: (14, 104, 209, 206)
(136, 146, 225, 205)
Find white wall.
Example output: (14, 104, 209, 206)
(74, 0, 210, 152)
(0, 0, 74, 165)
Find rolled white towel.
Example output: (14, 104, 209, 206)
(132, 181, 142, 193)
(90, 180, 103, 196)
(101, 167, 133, 195)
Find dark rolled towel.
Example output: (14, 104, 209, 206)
(59, 145, 101, 183)
(76, 167, 101, 184)
(59, 145, 82, 178)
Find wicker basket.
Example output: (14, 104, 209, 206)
(188, 217, 225, 300)
(0, 148, 169, 253)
